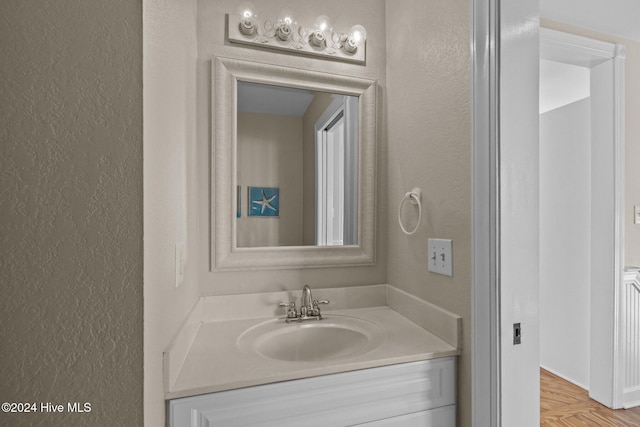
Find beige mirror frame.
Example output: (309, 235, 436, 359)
(211, 56, 377, 271)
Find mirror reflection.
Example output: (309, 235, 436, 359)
(236, 81, 359, 248)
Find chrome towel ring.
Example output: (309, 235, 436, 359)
(398, 187, 422, 235)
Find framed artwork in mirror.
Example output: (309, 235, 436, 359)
(248, 187, 280, 217)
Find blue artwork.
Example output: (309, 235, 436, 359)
(248, 187, 279, 217)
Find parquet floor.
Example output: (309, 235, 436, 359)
(541, 368, 640, 426)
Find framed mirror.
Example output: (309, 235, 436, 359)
(212, 56, 377, 270)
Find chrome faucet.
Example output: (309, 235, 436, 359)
(300, 285, 313, 317)
(279, 285, 329, 323)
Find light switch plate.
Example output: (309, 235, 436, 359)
(635, 205, 640, 225)
(428, 238, 453, 276)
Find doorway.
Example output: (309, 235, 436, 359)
(315, 95, 358, 246)
(539, 51, 591, 390)
(539, 27, 625, 409)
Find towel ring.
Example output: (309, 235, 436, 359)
(398, 188, 422, 235)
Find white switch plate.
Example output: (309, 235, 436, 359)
(428, 238, 453, 276)
(175, 242, 185, 288)
(635, 205, 640, 225)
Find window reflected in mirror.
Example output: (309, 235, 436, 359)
(236, 81, 359, 248)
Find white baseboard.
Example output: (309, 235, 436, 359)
(541, 365, 589, 391)
(624, 399, 640, 409)
(623, 385, 640, 409)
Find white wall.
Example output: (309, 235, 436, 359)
(143, 0, 200, 425)
(588, 58, 618, 407)
(539, 97, 592, 388)
(385, 0, 472, 424)
(196, 0, 388, 296)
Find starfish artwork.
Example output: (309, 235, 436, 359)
(248, 187, 280, 217)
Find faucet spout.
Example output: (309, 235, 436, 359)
(301, 284, 312, 309)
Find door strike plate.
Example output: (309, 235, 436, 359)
(513, 323, 521, 345)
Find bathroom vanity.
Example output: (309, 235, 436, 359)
(165, 285, 461, 426)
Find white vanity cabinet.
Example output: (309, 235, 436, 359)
(169, 357, 456, 427)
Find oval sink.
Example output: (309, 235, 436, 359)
(237, 315, 385, 362)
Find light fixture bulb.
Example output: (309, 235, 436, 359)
(344, 24, 367, 53)
(279, 9, 295, 26)
(349, 25, 367, 45)
(313, 15, 332, 32)
(310, 15, 332, 47)
(237, 2, 258, 36)
(237, 2, 257, 19)
(275, 8, 295, 41)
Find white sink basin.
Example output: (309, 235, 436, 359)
(237, 315, 385, 362)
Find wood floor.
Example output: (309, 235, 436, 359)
(541, 368, 640, 426)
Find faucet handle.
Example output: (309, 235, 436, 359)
(309, 299, 329, 318)
(279, 302, 297, 319)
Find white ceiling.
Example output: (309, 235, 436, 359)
(237, 81, 314, 117)
(539, 60, 590, 114)
(540, 0, 640, 42)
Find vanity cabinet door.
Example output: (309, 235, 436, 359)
(170, 357, 455, 427)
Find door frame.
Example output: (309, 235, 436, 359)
(471, 0, 501, 424)
(472, 3, 627, 425)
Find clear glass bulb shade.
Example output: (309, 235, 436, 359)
(313, 15, 332, 32)
(278, 9, 295, 26)
(349, 25, 367, 46)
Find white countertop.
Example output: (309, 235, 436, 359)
(165, 286, 461, 400)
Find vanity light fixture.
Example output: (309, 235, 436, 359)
(227, 7, 366, 64)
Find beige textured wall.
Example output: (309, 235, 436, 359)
(541, 19, 640, 267)
(237, 112, 304, 247)
(196, 0, 388, 295)
(385, 1, 472, 426)
(0, 0, 143, 426)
